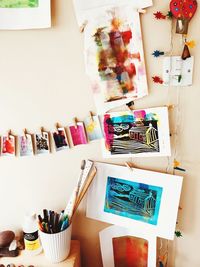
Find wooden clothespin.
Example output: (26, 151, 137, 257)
(89, 111, 94, 121)
(125, 162, 134, 171)
(137, 8, 147, 14)
(8, 129, 12, 137)
(126, 101, 135, 111)
(56, 122, 60, 130)
(80, 20, 88, 33)
(74, 117, 79, 129)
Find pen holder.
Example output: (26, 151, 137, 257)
(39, 224, 72, 263)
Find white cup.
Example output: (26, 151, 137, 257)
(39, 224, 72, 263)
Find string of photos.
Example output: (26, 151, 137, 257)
(0, 112, 103, 157)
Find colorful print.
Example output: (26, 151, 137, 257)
(1, 136, 15, 156)
(35, 132, 50, 154)
(112, 236, 148, 267)
(19, 134, 34, 156)
(104, 177, 163, 225)
(69, 122, 88, 146)
(0, 0, 39, 8)
(85, 7, 148, 113)
(170, 0, 197, 19)
(103, 110, 159, 156)
(53, 127, 69, 151)
(84, 115, 103, 141)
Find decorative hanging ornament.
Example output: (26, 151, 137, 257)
(152, 76, 163, 84)
(182, 44, 191, 60)
(170, 0, 198, 34)
(153, 11, 166, 20)
(152, 50, 165, 57)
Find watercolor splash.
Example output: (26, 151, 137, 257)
(112, 236, 148, 267)
(93, 17, 141, 101)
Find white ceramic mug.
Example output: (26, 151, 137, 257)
(39, 224, 72, 263)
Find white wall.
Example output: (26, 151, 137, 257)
(0, 0, 200, 266)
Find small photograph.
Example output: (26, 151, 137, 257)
(35, 131, 50, 155)
(1, 135, 15, 156)
(19, 134, 34, 156)
(52, 127, 69, 151)
(69, 122, 88, 146)
(84, 115, 103, 141)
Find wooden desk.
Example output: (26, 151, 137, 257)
(0, 240, 80, 267)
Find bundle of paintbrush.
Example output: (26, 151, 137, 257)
(38, 209, 69, 234)
(64, 159, 97, 224)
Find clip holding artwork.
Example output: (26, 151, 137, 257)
(52, 127, 69, 152)
(84, 6, 148, 113)
(35, 131, 50, 155)
(19, 133, 34, 156)
(84, 115, 103, 141)
(1, 134, 16, 156)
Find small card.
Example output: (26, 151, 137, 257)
(163, 56, 194, 86)
(69, 122, 88, 146)
(35, 131, 50, 154)
(1, 135, 16, 156)
(52, 127, 69, 151)
(19, 134, 34, 156)
(84, 115, 103, 141)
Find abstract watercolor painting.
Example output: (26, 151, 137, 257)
(0, 0, 51, 30)
(69, 122, 88, 146)
(35, 132, 50, 155)
(19, 134, 34, 156)
(112, 236, 148, 267)
(84, 6, 148, 113)
(105, 176, 163, 225)
(1, 135, 15, 156)
(53, 127, 69, 151)
(87, 162, 183, 239)
(100, 225, 156, 267)
(101, 107, 171, 158)
(84, 115, 103, 141)
(73, 0, 153, 27)
(0, 0, 38, 8)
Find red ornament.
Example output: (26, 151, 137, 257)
(153, 11, 166, 20)
(170, 0, 197, 20)
(152, 76, 163, 84)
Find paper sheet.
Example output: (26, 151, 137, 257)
(87, 162, 183, 240)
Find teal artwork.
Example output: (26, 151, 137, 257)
(104, 176, 163, 225)
(0, 0, 39, 8)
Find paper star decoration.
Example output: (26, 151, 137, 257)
(175, 231, 183, 238)
(152, 50, 165, 57)
(186, 40, 196, 48)
(153, 11, 166, 20)
(152, 76, 163, 84)
(167, 11, 173, 19)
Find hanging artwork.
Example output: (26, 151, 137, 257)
(101, 107, 171, 158)
(84, 115, 103, 141)
(52, 127, 69, 152)
(99, 225, 156, 267)
(0, 0, 51, 30)
(84, 6, 148, 114)
(35, 131, 50, 155)
(86, 162, 183, 239)
(162, 56, 194, 86)
(19, 134, 34, 156)
(73, 0, 153, 27)
(69, 122, 88, 146)
(1, 135, 15, 156)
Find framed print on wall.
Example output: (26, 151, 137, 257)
(0, 0, 51, 30)
(86, 162, 183, 240)
(99, 225, 157, 267)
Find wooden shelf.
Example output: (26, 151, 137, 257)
(0, 240, 81, 267)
